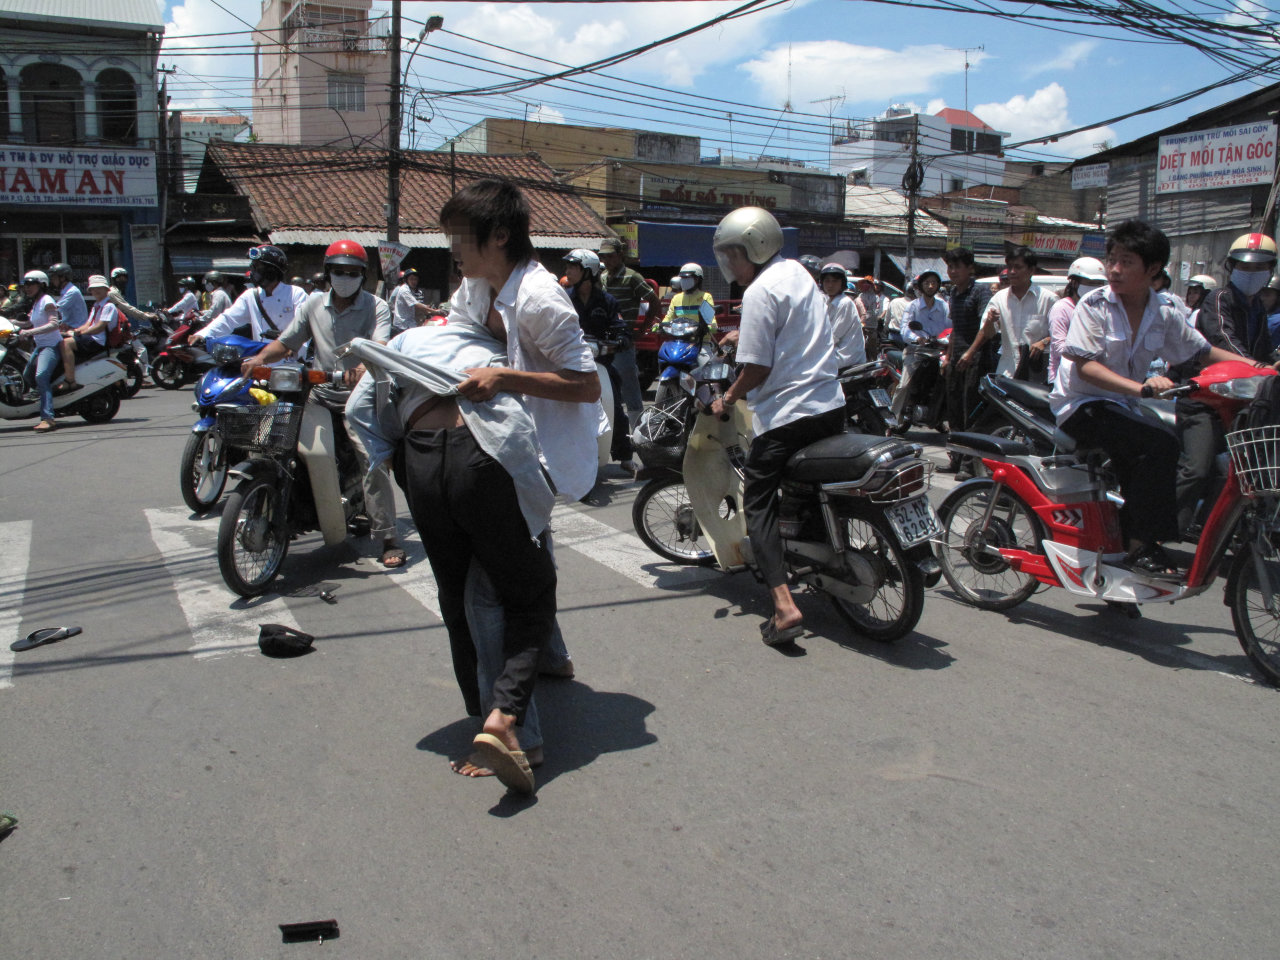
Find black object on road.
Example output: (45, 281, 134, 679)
(10, 626, 82, 652)
(279, 919, 339, 943)
(257, 623, 315, 658)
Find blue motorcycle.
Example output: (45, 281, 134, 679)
(652, 302, 716, 406)
(179, 335, 267, 514)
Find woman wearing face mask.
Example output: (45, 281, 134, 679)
(658, 262, 716, 337)
(197, 270, 233, 325)
(1189, 232, 1279, 362)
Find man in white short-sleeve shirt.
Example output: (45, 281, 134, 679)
(712, 206, 845, 646)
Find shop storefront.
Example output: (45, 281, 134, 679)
(0, 144, 162, 301)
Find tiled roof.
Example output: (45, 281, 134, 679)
(204, 142, 613, 241)
(935, 108, 995, 132)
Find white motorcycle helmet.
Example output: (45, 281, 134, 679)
(564, 248, 601, 280)
(22, 270, 49, 287)
(1186, 273, 1218, 291)
(713, 206, 784, 284)
(1067, 256, 1106, 285)
(677, 262, 704, 291)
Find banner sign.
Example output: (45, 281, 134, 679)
(377, 239, 410, 281)
(1019, 232, 1082, 256)
(0, 144, 157, 207)
(1071, 163, 1108, 190)
(1157, 120, 1276, 194)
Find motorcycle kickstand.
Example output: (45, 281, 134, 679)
(1104, 600, 1142, 619)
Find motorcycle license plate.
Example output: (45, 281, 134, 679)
(885, 495, 940, 547)
(869, 388, 891, 408)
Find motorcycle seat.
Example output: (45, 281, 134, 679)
(785, 431, 918, 483)
(948, 431, 1032, 458)
(988, 376, 1054, 418)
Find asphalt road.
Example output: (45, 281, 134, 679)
(1, 385, 1278, 959)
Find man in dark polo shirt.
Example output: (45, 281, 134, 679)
(598, 236, 659, 422)
(941, 247, 993, 476)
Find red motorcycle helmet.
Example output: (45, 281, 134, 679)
(325, 239, 368, 270)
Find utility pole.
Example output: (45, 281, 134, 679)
(905, 114, 921, 280)
(386, 0, 402, 243)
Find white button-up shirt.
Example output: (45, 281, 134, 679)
(449, 259, 602, 501)
(826, 293, 866, 368)
(1050, 285, 1210, 423)
(901, 296, 950, 342)
(736, 257, 845, 435)
(197, 284, 308, 341)
(987, 283, 1058, 377)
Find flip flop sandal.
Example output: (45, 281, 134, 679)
(472, 733, 536, 794)
(760, 617, 804, 647)
(380, 547, 406, 568)
(11, 626, 82, 652)
(1126, 548, 1183, 583)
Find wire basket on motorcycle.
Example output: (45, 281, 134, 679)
(218, 402, 303, 453)
(1227, 426, 1280, 496)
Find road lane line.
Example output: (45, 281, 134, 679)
(0, 521, 33, 690)
(550, 503, 718, 589)
(144, 508, 303, 660)
(383, 530, 441, 619)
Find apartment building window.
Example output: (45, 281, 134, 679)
(327, 73, 364, 112)
(950, 128, 1002, 156)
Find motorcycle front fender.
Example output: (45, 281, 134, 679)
(192, 416, 217, 432)
(227, 458, 277, 483)
(683, 404, 753, 570)
(297, 402, 348, 546)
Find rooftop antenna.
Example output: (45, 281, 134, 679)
(782, 44, 793, 112)
(947, 45, 984, 112)
(811, 91, 846, 167)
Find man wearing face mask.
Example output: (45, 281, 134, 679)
(198, 271, 233, 324)
(191, 245, 307, 346)
(1172, 231, 1279, 538)
(246, 240, 403, 567)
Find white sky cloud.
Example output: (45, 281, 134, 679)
(1025, 40, 1097, 75)
(740, 42, 987, 110)
(970, 83, 1116, 157)
(163, 0, 260, 112)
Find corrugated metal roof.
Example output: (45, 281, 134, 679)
(0, 0, 165, 31)
(843, 186, 948, 238)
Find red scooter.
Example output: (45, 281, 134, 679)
(150, 309, 213, 390)
(935, 359, 1280, 686)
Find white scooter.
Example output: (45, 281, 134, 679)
(585, 330, 632, 472)
(0, 319, 127, 425)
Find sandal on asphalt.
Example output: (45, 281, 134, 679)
(471, 733, 536, 794)
(380, 546, 406, 568)
(32, 419, 55, 432)
(11, 626, 82, 652)
(1125, 545, 1183, 583)
(760, 617, 804, 646)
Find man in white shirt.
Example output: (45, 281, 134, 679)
(711, 206, 845, 646)
(1050, 219, 1245, 580)
(165, 278, 200, 320)
(433, 178, 602, 787)
(891, 270, 950, 420)
(199, 271, 234, 325)
(961, 246, 1057, 380)
(390, 268, 431, 333)
(192, 245, 307, 344)
(819, 262, 866, 369)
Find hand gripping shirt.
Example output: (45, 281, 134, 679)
(448, 259, 602, 500)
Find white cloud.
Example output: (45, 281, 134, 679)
(1026, 40, 1097, 75)
(163, 0, 260, 112)
(971, 82, 1116, 157)
(739, 42, 988, 109)
(1221, 0, 1269, 27)
(528, 104, 565, 124)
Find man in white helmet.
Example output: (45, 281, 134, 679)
(818, 262, 865, 369)
(711, 206, 845, 646)
(1047, 257, 1107, 384)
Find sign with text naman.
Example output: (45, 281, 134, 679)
(0, 145, 157, 207)
(1157, 121, 1276, 194)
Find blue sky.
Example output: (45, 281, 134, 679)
(159, 0, 1278, 164)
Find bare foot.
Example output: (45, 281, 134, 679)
(770, 583, 803, 632)
(450, 745, 542, 778)
(481, 708, 521, 753)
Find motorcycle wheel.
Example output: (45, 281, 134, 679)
(151, 358, 186, 390)
(1228, 545, 1280, 687)
(632, 476, 715, 566)
(217, 475, 289, 597)
(79, 389, 120, 424)
(124, 362, 145, 398)
(829, 512, 924, 642)
(180, 430, 227, 515)
(937, 480, 1041, 610)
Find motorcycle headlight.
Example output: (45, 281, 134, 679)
(1209, 376, 1269, 399)
(210, 343, 240, 365)
(698, 361, 733, 383)
(267, 365, 303, 392)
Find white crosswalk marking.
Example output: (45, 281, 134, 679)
(0, 521, 33, 690)
(144, 507, 304, 660)
(550, 503, 717, 588)
(384, 530, 441, 619)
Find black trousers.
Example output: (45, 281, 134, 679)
(742, 407, 846, 589)
(1061, 401, 1180, 547)
(944, 347, 988, 431)
(398, 425, 557, 722)
(1174, 397, 1224, 537)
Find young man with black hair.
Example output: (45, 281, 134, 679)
(423, 178, 600, 788)
(1050, 219, 1246, 579)
(962, 246, 1056, 382)
(940, 247, 992, 475)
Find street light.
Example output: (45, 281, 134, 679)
(386, 8, 443, 244)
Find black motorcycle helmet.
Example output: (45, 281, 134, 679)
(203, 270, 224, 286)
(247, 244, 288, 284)
(110, 267, 129, 291)
(48, 262, 73, 286)
(179, 276, 198, 292)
